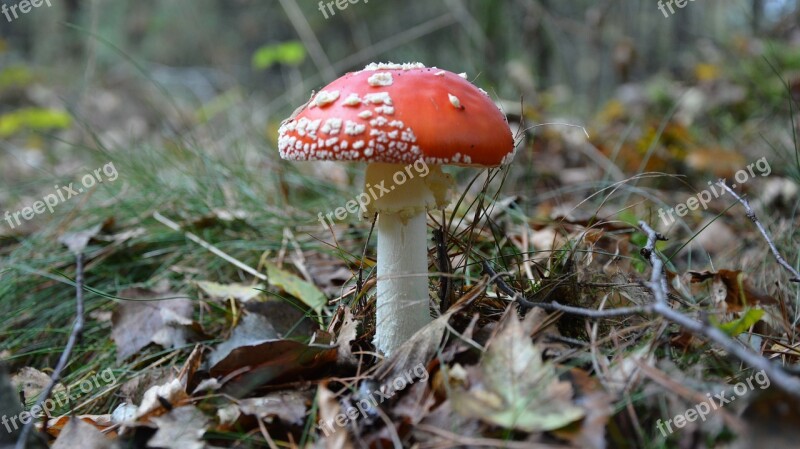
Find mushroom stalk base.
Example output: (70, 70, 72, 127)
(374, 210, 431, 356)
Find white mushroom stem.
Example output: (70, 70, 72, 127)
(374, 210, 430, 355)
(364, 162, 454, 356)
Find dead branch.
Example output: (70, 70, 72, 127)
(16, 253, 86, 449)
(719, 183, 800, 282)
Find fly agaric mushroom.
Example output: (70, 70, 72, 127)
(278, 62, 515, 355)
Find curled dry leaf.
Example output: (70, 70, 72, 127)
(135, 378, 189, 420)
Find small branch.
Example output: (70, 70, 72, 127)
(15, 253, 86, 449)
(637, 220, 800, 398)
(481, 261, 653, 318)
(719, 183, 800, 282)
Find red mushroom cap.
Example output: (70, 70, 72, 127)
(278, 62, 515, 167)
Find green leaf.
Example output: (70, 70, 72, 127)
(0, 66, 33, 91)
(265, 263, 326, 313)
(251, 41, 306, 70)
(0, 107, 71, 137)
(716, 308, 765, 337)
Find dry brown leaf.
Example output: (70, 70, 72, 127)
(689, 269, 777, 312)
(335, 308, 359, 365)
(209, 334, 337, 395)
(11, 367, 65, 405)
(148, 406, 208, 449)
(135, 378, 190, 420)
(218, 390, 310, 427)
(196, 280, 264, 302)
(111, 288, 194, 362)
(315, 382, 355, 449)
(51, 417, 112, 449)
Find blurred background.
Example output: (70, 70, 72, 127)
(2, 0, 800, 438)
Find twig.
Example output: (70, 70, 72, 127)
(153, 212, 267, 281)
(15, 253, 86, 449)
(638, 220, 800, 397)
(482, 261, 653, 318)
(719, 183, 800, 282)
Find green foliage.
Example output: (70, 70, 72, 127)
(0, 107, 71, 137)
(715, 308, 765, 337)
(251, 41, 306, 70)
(0, 65, 33, 91)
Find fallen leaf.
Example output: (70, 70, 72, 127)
(689, 269, 777, 312)
(451, 311, 585, 432)
(335, 308, 359, 365)
(148, 406, 208, 449)
(209, 339, 337, 396)
(11, 367, 65, 406)
(58, 222, 105, 254)
(196, 280, 264, 303)
(111, 288, 194, 363)
(218, 390, 310, 427)
(266, 262, 327, 313)
(715, 308, 765, 336)
(207, 313, 280, 367)
(135, 377, 189, 420)
(51, 417, 112, 449)
(0, 364, 46, 448)
(315, 382, 355, 449)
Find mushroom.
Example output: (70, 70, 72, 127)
(278, 62, 515, 355)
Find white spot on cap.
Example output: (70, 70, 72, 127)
(345, 120, 366, 135)
(364, 92, 393, 105)
(358, 110, 373, 119)
(321, 118, 343, 135)
(375, 106, 395, 115)
(362, 62, 426, 71)
(342, 93, 362, 106)
(368, 72, 394, 87)
(364, 147, 374, 156)
(434, 71, 446, 76)
(353, 140, 365, 149)
(448, 93, 462, 109)
(458, 72, 468, 79)
(314, 90, 340, 107)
